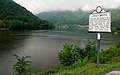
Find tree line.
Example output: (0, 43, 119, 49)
(0, 0, 54, 30)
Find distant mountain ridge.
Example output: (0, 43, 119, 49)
(36, 10, 89, 25)
(36, 8, 120, 26)
(0, 0, 54, 30)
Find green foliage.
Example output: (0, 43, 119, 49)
(116, 41, 120, 48)
(33, 41, 120, 75)
(100, 41, 120, 63)
(58, 40, 96, 66)
(84, 40, 97, 63)
(58, 42, 75, 66)
(0, 0, 54, 30)
(100, 46, 120, 64)
(35, 69, 56, 75)
(32, 62, 120, 75)
(13, 55, 31, 75)
(116, 24, 120, 30)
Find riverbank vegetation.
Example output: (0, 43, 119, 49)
(12, 40, 120, 75)
(32, 62, 120, 75)
(32, 40, 120, 75)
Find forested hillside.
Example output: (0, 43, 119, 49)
(36, 10, 89, 25)
(0, 0, 54, 30)
(36, 8, 120, 26)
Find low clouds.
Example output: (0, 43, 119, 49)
(82, 0, 120, 11)
(13, 0, 120, 14)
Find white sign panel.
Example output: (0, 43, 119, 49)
(89, 12, 111, 32)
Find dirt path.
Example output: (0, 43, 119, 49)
(103, 67, 120, 75)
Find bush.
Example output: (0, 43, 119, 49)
(58, 40, 96, 66)
(13, 55, 31, 75)
(58, 42, 75, 66)
(84, 40, 97, 63)
(100, 46, 120, 64)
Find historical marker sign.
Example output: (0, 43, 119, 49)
(89, 6, 111, 32)
(88, 6, 111, 66)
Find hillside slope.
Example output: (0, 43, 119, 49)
(36, 8, 120, 26)
(36, 10, 89, 25)
(0, 0, 54, 30)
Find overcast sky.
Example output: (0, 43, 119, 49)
(13, 0, 120, 14)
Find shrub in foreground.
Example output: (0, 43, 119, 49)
(58, 40, 96, 66)
(13, 55, 31, 75)
(100, 47, 120, 63)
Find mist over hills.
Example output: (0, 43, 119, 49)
(36, 10, 89, 25)
(36, 8, 120, 26)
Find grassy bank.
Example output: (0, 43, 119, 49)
(12, 40, 120, 75)
(32, 41, 120, 75)
(32, 61, 120, 75)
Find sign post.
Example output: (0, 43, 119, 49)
(97, 33, 100, 65)
(89, 6, 111, 66)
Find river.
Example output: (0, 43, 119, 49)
(0, 29, 119, 75)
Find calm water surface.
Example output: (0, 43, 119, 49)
(0, 29, 119, 75)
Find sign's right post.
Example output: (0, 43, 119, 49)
(88, 6, 111, 66)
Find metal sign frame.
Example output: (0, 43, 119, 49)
(89, 6, 111, 33)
